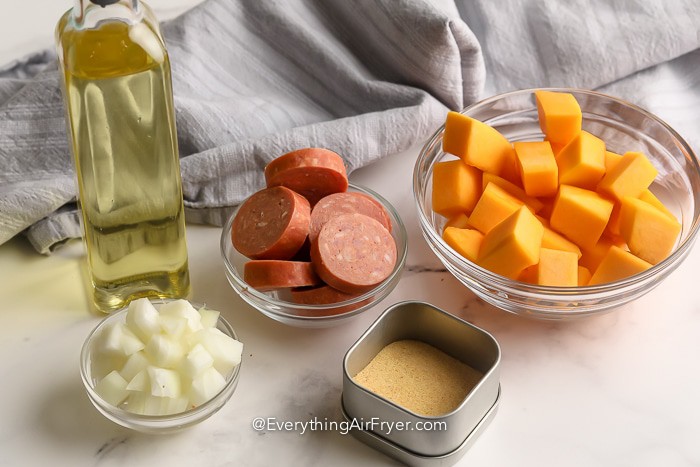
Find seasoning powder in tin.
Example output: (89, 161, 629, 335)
(352, 340, 483, 417)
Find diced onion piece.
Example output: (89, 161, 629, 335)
(198, 307, 220, 329)
(98, 322, 144, 357)
(119, 351, 150, 382)
(126, 369, 149, 392)
(180, 344, 214, 379)
(189, 367, 226, 407)
(92, 354, 126, 381)
(145, 334, 185, 368)
(127, 393, 189, 416)
(125, 298, 160, 341)
(147, 366, 182, 398)
(95, 370, 129, 407)
(193, 328, 243, 376)
(159, 315, 188, 338)
(159, 300, 203, 332)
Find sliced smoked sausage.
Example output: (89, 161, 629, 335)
(311, 213, 397, 294)
(309, 192, 391, 242)
(232, 186, 310, 260)
(244, 260, 320, 291)
(264, 148, 348, 205)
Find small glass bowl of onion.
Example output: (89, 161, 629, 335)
(80, 298, 243, 434)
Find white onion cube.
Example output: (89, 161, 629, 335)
(194, 328, 243, 376)
(181, 344, 214, 379)
(159, 314, 188, 338)
(189, 367, 226, 407)
(145, 334, 185, 368)
(126, 369, 149, 392)
(159, 300, 202, 332)
(198, 307, 220, 329)
(127, 393, 189, 416)
(125, 298, 160, 341)
(95, 370, 129, 407)
(147, 366, 182, 398)
(119, 351, 150, 382)
(98, 322, 145, 357)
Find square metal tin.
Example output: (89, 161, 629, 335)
(342, 301, 501, 457)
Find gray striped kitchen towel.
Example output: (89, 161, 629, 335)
(1, 0, 699, 253)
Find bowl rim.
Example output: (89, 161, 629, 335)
(413, 87, 700, 296)
(219, 183, 408, 322)
(80, 299, 242, 424)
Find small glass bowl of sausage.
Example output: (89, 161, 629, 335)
(221, 182, 407, 328)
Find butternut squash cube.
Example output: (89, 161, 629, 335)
(468, 183, 524, 234)
(535, 90, 582, 146)
(514, 141, 558, 197)
(597, 151, 658, 200)
(443, 227, 484, 263)
(541, 224, 582, 259)
(482, 172, 544, 212)
(588, 246, 652, 285)
(443, 213, 470, 233)
(639, 189, 675, 219)
(605, 200, 622, 237)
(431, 159, 481, 217)
(550, 185, 614, 249)
(604, 150, 623, 172)
(478, 207, 544, 279)
(443, 111, 516, 177)
(536, 248, 578, 286)
(578, 266, 591, 286)
(619, 197, 681, 265)
(518, 265, 538, 284)
(557, 131, 606, 189)
(545, 137, 567, 157)
(579, 236, 626, 272)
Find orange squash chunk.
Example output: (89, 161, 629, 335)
(482, 172, 544, 212)
(557, 131, 606, 189)
(639, 189, 675, 219)
(550, 185, 614, 249)
(536, 248, 578, 286)
(443, 227, 484, 263)
(597, 151, 658, 200)
(443, 111, 516, 177)
(514, 141, 558, 197)
(604, 150, 623, 172)
(443, 213, 470, 233)
(578, 266, 591, 286)
(619, 197, 681, 265)
(579, 236, 626, 272)
(468, 183, 524, 234)
(541, 224, 582, 259)
(478, 207, 544, 279)
(588, 246, 652, 285)
(535, 90, 582, 146)
(432, 159, 481, 217)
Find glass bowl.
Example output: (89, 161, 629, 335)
(80, 300, 242, 433)
(413, 88, 700, 319)
(220, 183, 407, 328)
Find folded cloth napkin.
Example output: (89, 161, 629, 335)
(1, 0, 699, 254)
(0, 0, 483, 253)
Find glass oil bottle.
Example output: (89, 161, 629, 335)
(56, 0, 190, 312)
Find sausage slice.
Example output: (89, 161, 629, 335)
(264, 148, 348, 205)
(311, 213, 397, 294)
(244, 260, 320, 291)
(232, 186, 310, 260)
(309, 192, 391, 242)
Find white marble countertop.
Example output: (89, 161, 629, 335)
(2, 1, 700, 466)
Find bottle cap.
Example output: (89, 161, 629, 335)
(90, 0, 120, 6)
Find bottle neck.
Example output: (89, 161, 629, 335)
(72, 0, 142, 28)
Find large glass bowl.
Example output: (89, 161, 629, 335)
(221, 183, 407, 328)
(413, 88, 700, 319)
(80, 300, 242, 433)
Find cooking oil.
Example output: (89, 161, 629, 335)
(56, 1, 190, 313)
